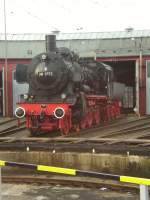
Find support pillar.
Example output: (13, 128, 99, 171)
(140, 185, 149, 200)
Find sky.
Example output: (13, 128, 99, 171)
(0, 0, 150, 33)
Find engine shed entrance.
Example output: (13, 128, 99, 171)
(98, 59, 136, 114)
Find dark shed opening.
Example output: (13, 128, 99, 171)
(104, 60, 136, 113)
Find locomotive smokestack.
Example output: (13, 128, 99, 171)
(45, 35, 56, 53)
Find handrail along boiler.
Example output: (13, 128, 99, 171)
(15, 35, 124, 136)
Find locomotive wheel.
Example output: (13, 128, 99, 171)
(74, 124, 80, 133)
(29, 129, 40, 137)
(94, 110, 100, 125)
(80, 116, 87, 129)
(112, 105, 117, 119)
(60, 116, 70, 136)
(87, 112, 93, 128)
(102, 107, 108, 122)
(61, 126, 69, 135)
(106, 105, 112, 121)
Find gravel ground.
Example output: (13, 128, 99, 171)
(1, 183, 139, 200)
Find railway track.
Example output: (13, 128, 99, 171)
(0, 116, 149, 140)
(0, 126, 26, 137)
(2, 174, 138, 191)
(0, 137, 150, 155)
(60, 116, 150, 145)
(77, 116, 150, 139)
(0, 115, 149, 154)
(0, 118, 16, 126)
(0, 115, 131, 139)
(0, 115, 148, 139)
(0, 115, 134, 139)
(0, 118, 26, 137)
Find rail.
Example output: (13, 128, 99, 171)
(0, 160, 149, 200)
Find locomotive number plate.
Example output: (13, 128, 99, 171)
(38, 71, 53, 77)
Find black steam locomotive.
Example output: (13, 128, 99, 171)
(15, 35, 122, 136)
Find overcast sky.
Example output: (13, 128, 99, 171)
(0, 0, 150, 33)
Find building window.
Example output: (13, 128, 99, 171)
(27, 49, 32, 55)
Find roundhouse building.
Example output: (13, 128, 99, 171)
(0, 30, 150, 116)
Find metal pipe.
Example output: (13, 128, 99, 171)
(135, 60, 140, 116)
(139, 37, 143, 87)
(3, 0, 8, 116)
(139, 49, 143, 86)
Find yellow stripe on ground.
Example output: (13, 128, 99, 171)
(120, 176, 150, 185)
(0, 160, 5, 166)
(37, 165, 76, 175)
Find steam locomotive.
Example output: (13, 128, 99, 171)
(15, 35, 123, 136)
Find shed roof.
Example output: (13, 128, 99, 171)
(1, 30, 150, 41)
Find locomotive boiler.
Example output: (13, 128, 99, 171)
(15, 35, 123, 136)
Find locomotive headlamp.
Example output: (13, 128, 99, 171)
(54, 107, 65, 119)
(23, 94, 29, 100)
(41, 54, 47, 60)
(30, 95, 34, 99)
(61, 93, 67, 99)
(15, 107, 26, 119)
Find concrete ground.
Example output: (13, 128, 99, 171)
(1, 183, 139, 200)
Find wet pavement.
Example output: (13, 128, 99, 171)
(2, 183, 139, 200)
